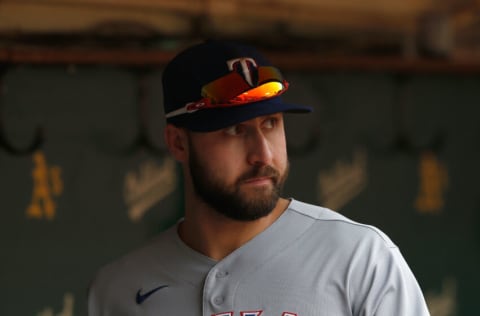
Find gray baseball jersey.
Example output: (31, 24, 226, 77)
(88, 199, 430, 316)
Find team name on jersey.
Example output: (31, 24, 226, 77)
(213, 312, 297, 316)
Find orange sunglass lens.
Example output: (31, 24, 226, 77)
(231, 82, 284, 103)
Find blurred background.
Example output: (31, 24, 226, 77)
(1, 0, 479, 315)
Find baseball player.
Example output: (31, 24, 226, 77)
(88, 40, 430, 316)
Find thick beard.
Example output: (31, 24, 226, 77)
(188, 143, 288, 222)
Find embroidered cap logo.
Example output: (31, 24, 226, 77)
(227, 58, 258, 87)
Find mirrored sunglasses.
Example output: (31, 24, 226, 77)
(166, 66, 288, 119)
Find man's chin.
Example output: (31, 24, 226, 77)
(201, 187, 280, 222)
(240, 189, 279, 207)
(238, 185, 275, 200)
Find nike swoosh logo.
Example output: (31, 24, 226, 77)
(135, 285, 169, 304)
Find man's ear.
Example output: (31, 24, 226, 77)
(164, 124, 188, 162)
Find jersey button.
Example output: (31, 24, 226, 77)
(213, 296, 224, 305)
(216, 271, 229, 278)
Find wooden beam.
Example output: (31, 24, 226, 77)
(0, 0, 431, 35)
(0, 47, 175, 65)
(2, 46, 480, 74)
(0, 2, 192, 34)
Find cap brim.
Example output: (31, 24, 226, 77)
(167, 97, 312, 132)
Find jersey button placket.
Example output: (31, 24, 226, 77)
(213, 270, 228, 306)
(216, 270, 229, 278)
(213, 296, 224, 305)
(204, 267, 230, 314)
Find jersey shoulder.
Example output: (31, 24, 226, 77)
(89, 225, 178, 292)
(287, 199, 397, 249)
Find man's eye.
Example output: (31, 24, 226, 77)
(264, 118, 277, 129)
(224, 125, 241, 135)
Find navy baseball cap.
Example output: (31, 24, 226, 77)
(162, 40, 312, 132)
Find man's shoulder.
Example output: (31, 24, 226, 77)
(90, 225, 177, 288)
(287, 199, 397, 249)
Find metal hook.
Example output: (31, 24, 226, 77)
(286, 83, 327, 156)
(366, 74, 419, 156)
(0, 66, 44, 155)
(123, 68, 165, 156)
(372, 74, 446, 156)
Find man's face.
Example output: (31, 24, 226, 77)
(186, 113, 289, 221)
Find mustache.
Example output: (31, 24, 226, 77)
(237, 165, 280, 183)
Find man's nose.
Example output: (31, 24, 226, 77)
(247, 131, 273, 166)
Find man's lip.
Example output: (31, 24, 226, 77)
(242, 176, 273, 184)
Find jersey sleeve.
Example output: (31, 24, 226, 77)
(87, 273, 106, 316)
(373, 247, 430, 315)
(87, 267, 124, 316)
(347, 229, 430, 316)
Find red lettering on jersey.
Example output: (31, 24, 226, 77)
(214, 311, 295, 316)
(241, 311, 263, 316)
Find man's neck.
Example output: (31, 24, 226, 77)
(178, 198, 290, 261)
